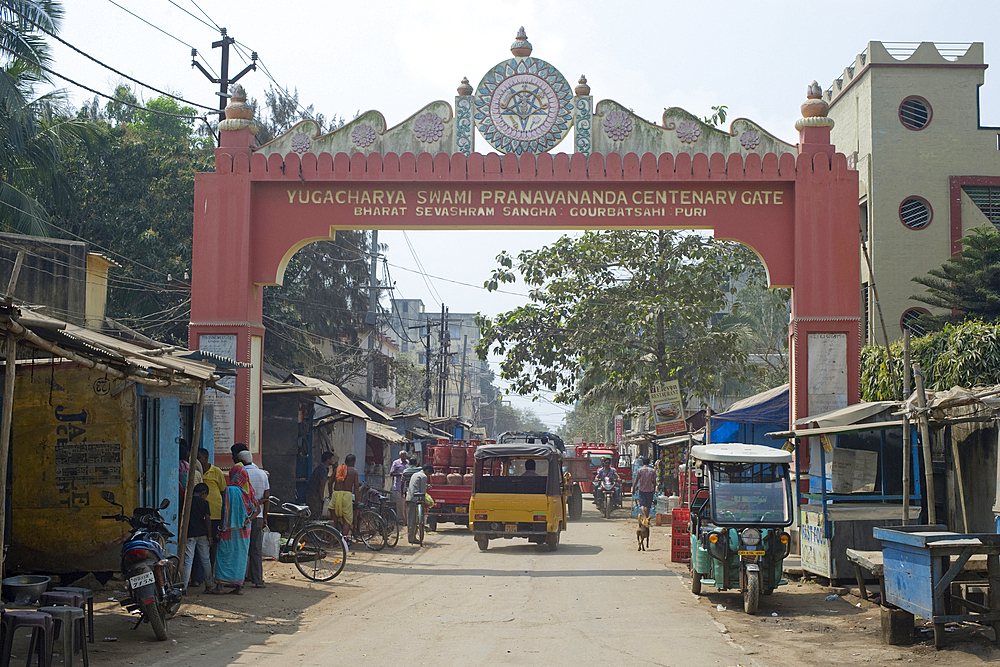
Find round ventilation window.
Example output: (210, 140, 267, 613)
(899, 97, 932, 130)
(899, 197, 932, 229)
(900, 308, 929, 337)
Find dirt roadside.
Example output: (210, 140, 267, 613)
(630, 522, 1000, 667)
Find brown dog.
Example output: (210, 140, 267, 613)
(636, 515, 650, 551)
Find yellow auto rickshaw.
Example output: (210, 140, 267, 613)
(469, 441, 568, 551)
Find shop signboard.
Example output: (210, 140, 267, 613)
(614, 415, 623, 446)
(650, 381, 686, 436)
(800, 507, 831, 578)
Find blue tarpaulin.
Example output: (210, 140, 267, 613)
(712, 384, 789, 424)
(710, 384, 789, 447)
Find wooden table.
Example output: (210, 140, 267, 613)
(874, 525, 1000, 649)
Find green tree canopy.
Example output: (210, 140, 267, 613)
(476, 230, 766, 408)
(911, 225, 1000, 330)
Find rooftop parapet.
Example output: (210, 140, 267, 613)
(824, 41, 984, 106)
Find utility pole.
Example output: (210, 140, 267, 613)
(457, 334, 468, 417)
(364, 230, 379, 402)
(424, 327, 432, 414)
(437, 305, 450, 417)
(192, 28, 257, 141)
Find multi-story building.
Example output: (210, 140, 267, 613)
(824, 41, 1000, 343)
(386, 298, 488, 421)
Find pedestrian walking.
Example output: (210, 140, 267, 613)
(634, 457, 657, 518)
(388, 450, 409, 522)
(329, 454, 361, 540)
(406, 464, 433, 544)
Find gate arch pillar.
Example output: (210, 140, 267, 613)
(190, 121, 264, 455)
(789, 111, 861, 431)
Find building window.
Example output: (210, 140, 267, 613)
(401, 302, 408, 313)
(901, 308, 930, 337)
(899, 196, 933, 229)
(899, 96, 932, 130)
(962, 185, 1000, 227)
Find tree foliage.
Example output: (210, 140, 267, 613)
(0, 0, 101, 236)
(861, 319, 1000, 400)
(910, 226, 1000, 330)
(476, 230, 765, 408)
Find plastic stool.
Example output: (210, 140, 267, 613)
(35, 593, 82, 612)
(35, 608, 86, 667)
(0, 610, 53, 667)
(48, 590, 92, 644)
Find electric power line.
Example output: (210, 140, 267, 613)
(3, 1, 216, 112)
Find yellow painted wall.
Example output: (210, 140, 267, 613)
(9, 364, 138, 573)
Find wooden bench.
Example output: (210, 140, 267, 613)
(846, 548, 885, 602)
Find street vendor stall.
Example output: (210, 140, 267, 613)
(769, 402, 922, 582)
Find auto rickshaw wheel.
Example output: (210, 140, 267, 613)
(545, 531, 559, 551)
(475, 535, 489, 551)
(691, 569, 702, 595)
(744, 571, 760, 615)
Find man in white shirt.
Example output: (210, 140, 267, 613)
(406, 464, 433, 544)
(235, 446, 270, 588)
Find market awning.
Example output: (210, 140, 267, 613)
(767, 420, 904, 440)
(712, 384, 789, 424)
(792, 401, 898, 428)
(357, 400, 393, 422)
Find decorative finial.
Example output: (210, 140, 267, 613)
(457, 77, 473, 96)
(795, 80, 834, 131)
(800, 80, 830, 119)
(575, 75, 591, 97)
(219, 83, 258, 133)
(510, 26, 532, 57)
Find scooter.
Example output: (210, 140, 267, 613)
(593, 477, 621, 519)
(101, 490, 182, 640)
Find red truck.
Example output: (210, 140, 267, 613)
(424, 440, 494, 531)
(574, 443, 633, 495)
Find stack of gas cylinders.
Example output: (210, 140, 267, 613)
(425, 440, 494, 485)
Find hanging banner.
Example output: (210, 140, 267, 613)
(614, 415, 624, 446)
(650, 381, 686, 436)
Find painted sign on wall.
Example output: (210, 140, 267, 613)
(800, 507, 831, 579)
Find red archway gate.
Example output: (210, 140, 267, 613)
(190, 30, 858, 464)
(192, 124, 858, 454)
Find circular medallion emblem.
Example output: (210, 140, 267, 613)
(474, 57, 573, 154)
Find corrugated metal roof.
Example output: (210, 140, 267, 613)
(291, 373, 368, 420)
(357, 400, 393, 422)
(16, 307, 224, 383)
(367, 421, 408, 443)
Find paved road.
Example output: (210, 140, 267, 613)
(136, 505, 753, 667)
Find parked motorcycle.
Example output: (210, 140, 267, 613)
(593, 477, 621, 519)
(101, 490, 182, 640)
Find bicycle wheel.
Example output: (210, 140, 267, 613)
(381, 508, 400, 548)
(357, 510, 387, 551)
(293, 524, 346, 581)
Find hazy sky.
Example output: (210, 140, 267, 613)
(45, 0, 1000, 428)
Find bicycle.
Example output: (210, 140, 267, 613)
(345, 501, 388, 551)
(268, 498, 346, 581)
(360, 487, 400, 548)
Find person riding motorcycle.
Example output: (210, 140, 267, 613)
(592, 457, 621, 508)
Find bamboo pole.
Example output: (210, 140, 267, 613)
(0, 333, 16, 582)
(951, 431, 969, 532)
(902, 330, 911, 525)
(175, 382, 207, 560)
(913, 363, 937, 525)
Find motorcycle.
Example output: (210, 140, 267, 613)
(592, 476, 621, 519)
(101, 490, 182, 640)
